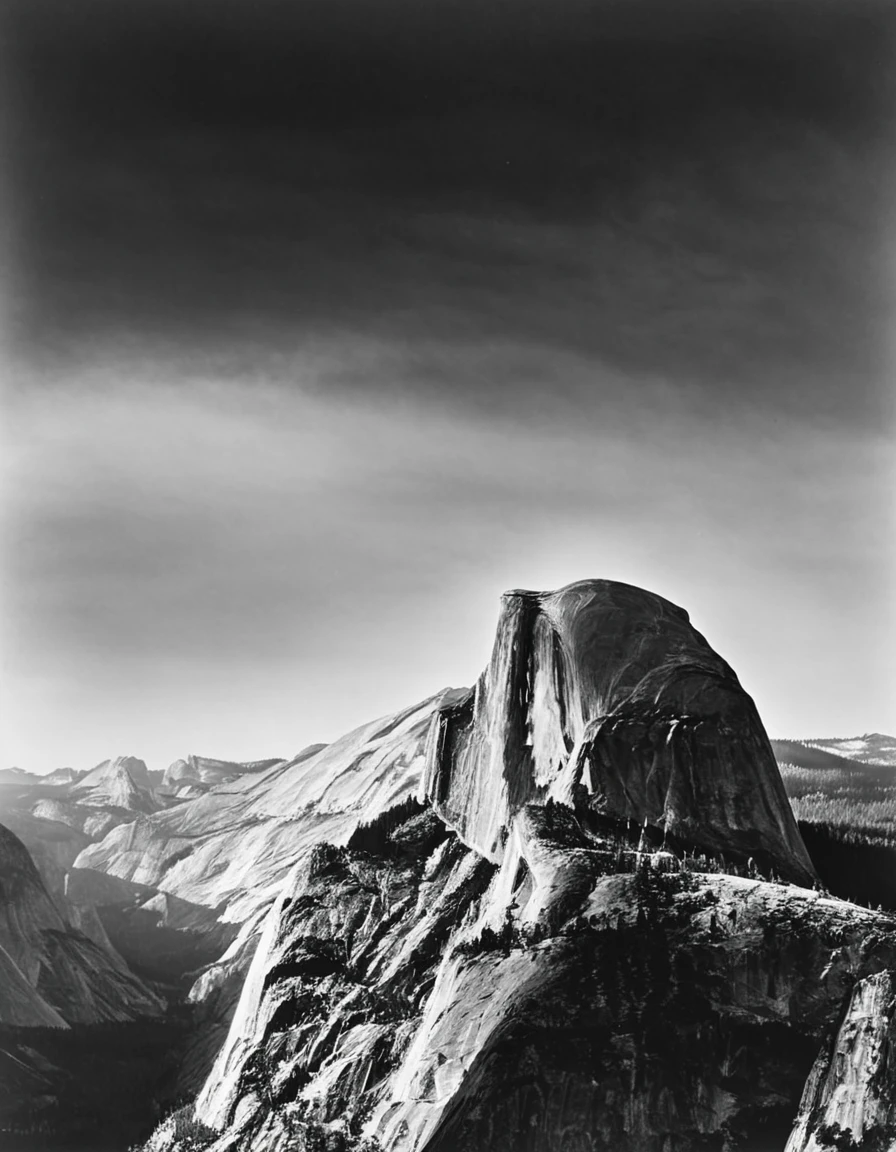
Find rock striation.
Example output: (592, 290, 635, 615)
(786, 969, 896, 1152)
(172, 804, 896, 1152)
(0, 809, 91, 906)
(66, 694, 464, 1016)
(0, 943, 69, 1028)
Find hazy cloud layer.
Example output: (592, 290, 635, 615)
(1, 0, 894, 769)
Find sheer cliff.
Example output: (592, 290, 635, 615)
(153, 804, 896, 1152)
(64, 692, 466, 1025)
(423, 581, 814, 883)
(138, 579, 896, 1152)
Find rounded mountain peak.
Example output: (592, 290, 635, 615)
(424, 579, 815, 885)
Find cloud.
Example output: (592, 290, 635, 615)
(3, 0, 893, 431)
(1, 0, 894, 769)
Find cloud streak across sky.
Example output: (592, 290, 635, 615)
(1, 0, 894, 770)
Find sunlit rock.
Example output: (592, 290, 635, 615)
(424, 581, 815, 884)
(786, 969, 896, 1152)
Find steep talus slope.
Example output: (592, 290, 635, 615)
(785, 969, 896, 1152)
(0, 822, 164, 1025)
(424, 581, 814, 884)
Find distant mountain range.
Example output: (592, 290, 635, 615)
(796, 732, 896, 767)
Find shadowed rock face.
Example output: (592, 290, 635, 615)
(424, 581, 815, 884)
(0, 823, 164, 1025)
(65, 692, 465, 1019)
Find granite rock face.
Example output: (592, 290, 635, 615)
(0, 822, 164, 1025)
(70, 755, 161, 813)
(0, 941, 69, 1027)
(424, 581, 815, 884)
(162, 756, 287, 791)
(72, 693, 462, 929)
(13, 756, 167, 848)
(786, 969, 896, 1152)
(0, 809, 91, 906)
(166, 802, 895, 1152)
(67, 692, 465, 1014)
(138, 580, 887, 1152)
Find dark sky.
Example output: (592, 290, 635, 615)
(2, 0, 894, 770)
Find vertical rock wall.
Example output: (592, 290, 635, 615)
(786, 969, 896, 1152)
(423, 581, 815, 884)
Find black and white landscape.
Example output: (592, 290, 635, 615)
(2, 581, 896, 1150)
(1, 0, 894, 1149)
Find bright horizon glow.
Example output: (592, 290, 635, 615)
(3, 352, 894, 775)
(2, 0, 893, 774)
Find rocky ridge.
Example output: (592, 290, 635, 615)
(69, 698, 460, 926)
(6, 581, 892, 1150)
(162, 756, 287, 791)
(70, 755, 162, 814)
(142, 580, 892, 1152)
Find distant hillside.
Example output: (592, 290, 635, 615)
(807, 733, 896, 767)
(772, 735, 896, 911)
(772, 737, 896, 838)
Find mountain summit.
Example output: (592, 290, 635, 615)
(71, 756, 160, 814)
(425, 580, 815, 884)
